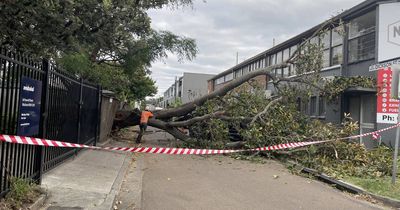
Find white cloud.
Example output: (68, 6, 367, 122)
(148, 0, 364, 96)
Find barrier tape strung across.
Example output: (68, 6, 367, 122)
(0, 123, 399, 155)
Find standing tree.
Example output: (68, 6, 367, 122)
(0, 0, 198, 100)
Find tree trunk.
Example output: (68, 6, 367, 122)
(154, 64, 286, 120)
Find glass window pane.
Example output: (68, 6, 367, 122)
(242, 66, 249, 75)
(310, 96, 317, 116)
(216, 77, 225, 85)
(270, 54, 276, 65)
(283, 48, 290, 62)
(321, 30, 331, 49)
(290, 45, 298, 56)
(225, 73, 233, 81)
(265, 57, 269, 66)
(322, 49, 330, 67)
(348, 33, 375, 63)
(332, 45, 343, 65)
(349, 10, 376, 39)
(276, 51, 283, 64)
(319, 96, 326, 116)
(332, 26, 344, 46)
(283, 67, 289, 77)
(235, 69, 242, 78)
(275, 68, 282, 77)
(290, 64, 296, 75)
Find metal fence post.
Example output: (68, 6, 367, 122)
(76, 78, 83, 155)
(38, 58, 50, 184)
(95, 86, 102, 146)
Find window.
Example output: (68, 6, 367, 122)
(275, 68, 282, 77)
(225, 73, 233, 81)
(349, 32, 375, 63)
(290, 45, 298, 56)
(332, 26, 343, 46)
(283, 48, 290, 62)
(330, 26, 344, 66)
(322, 49, 330, 68)
(318, 96, 326, 116)
(243, 66, 249, 75)
(235, 69, 242, 78)
(349, 10, 376, 39)
(310, 96, 317, 116)
(276, 51, 283, 64)
(348, 10, 376, 63)
(290, 45, 298, 74)
(216, 77, 225, 85)
(270, 54, 276, 65)
(320, 31, 331, 68)
(283, 67, 289, 77)
(283, 49, 290, 76)
(265, 56, 269, 67)
(321, 30, 331, 49)
(332, 45, 343, 65)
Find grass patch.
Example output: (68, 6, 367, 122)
(344, 176, 400, 200)
(0, 177, 44, 210)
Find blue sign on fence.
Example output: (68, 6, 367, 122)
(17, 77, 42, 136)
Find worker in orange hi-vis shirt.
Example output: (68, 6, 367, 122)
(136, 109, 154, 143)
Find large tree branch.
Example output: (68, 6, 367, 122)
(165, 111, 225, 127)
(148, 118, 191, 142)
(250, 96, 283, 125)
(155, 63, 287, 120)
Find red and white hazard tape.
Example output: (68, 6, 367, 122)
(0, 123, 399, 155)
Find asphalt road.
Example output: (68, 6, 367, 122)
(140, 154, 382, 210)
(116, 127, 384, 210)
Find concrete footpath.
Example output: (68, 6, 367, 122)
(40, 147, 132, 210)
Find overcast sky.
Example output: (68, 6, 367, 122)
(148, 0, 364, 97)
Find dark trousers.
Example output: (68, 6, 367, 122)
(136, 123, 147, 143)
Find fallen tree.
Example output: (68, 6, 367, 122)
(113, 20, 375, 145)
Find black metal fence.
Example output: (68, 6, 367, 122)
(0, 47, 101, 196)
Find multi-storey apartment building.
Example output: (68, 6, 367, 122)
(208, 0, 400, 148)
(161, 72, 215, 108)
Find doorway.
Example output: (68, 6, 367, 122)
(347, 94, 377, 148)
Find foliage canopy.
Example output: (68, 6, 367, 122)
(0, 0, 198, 100)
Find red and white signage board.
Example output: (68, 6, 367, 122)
(377, 67, 400, 124)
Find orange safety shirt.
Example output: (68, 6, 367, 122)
(140, 111, 154, 123)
